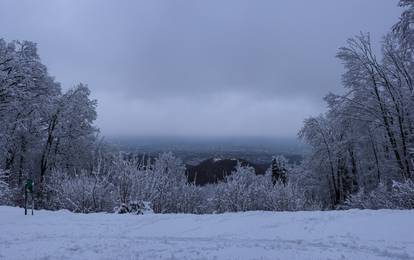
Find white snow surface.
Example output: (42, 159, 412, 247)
(0, 206, 413, 260)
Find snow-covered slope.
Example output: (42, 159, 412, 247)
(0, 206, 413, 260)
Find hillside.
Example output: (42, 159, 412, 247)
(186, 158, 268, 185)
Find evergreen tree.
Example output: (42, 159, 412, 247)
(271, 156, 287, 185)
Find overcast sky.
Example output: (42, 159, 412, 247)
(0, 1, 402, 138)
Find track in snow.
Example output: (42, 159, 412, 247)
(0, 206, 413, 260)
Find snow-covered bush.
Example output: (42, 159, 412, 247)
(44, 153, 204, 214)
(110, 156, 138, 205)
(45, 170, 113, 213)
(115, 200, 154, 215)
(145, 153, 205, 213)
(391, 181, 414, 208)
(214, 163, 259, 212)
(213, 163, 311, 213)
(41, 154, 321, 214)
(265, 182, 308, 211)
(115, 203, 130, 214)
(343, 180, 414, 209)
(110, 152, 204, 214)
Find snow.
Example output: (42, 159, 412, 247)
(0, 206, 413, 260)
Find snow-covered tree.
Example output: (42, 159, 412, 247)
(271, 155, 288, 185)
(38, 84, 98, 204)
(0, 40, 60, 189)
(0, 170, 11, 205)
(0, 38, 98, 207)
(299, 2, 414, 208)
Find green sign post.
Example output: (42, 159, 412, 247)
(25, 179, 34, 215)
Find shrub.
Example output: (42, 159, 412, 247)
(343, 180, 414, 209)
(212, 162, 314, 213)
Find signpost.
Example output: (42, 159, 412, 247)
(24, 179, 34, 215)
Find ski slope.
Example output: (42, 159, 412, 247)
(0, 206, 413, 260)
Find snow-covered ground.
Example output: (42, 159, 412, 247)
(0, 206, 413, 260)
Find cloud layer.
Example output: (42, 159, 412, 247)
(0, 0, 401, 137)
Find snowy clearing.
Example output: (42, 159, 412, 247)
(0, 206, 413, 260)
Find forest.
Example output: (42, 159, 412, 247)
(1, 0, 414, 214)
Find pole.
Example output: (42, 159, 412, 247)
(31, 192, 34, 215)
(24, 188, 27, 215)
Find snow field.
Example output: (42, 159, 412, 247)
(0, 206, 413, 260)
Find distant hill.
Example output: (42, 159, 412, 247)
(117, 152, 285, 185)
(186, 158, 269, 185)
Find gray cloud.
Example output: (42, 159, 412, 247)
(0, 0, 402, 137)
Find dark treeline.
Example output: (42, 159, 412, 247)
(1, 0, 414, 213)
